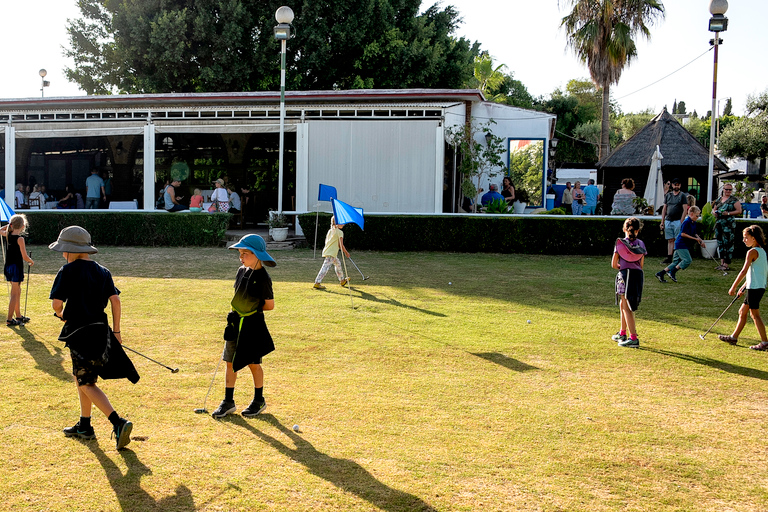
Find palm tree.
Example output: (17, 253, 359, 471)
(467, 53, 507, 100)
(560, 0, 665, 160)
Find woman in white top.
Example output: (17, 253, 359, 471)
(210, 178, 230, 212)
(28, 185, 43, 209)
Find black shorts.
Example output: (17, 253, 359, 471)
(4, 263, 24, 283)
(222, 337, 262, 366)
(744, 288, 765, 309)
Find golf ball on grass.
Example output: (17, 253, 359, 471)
(448, 282, 452, 285)
(527, 320, 531, 324)
(292, 424, 300, 432)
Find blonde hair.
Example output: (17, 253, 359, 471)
(193, 188, 202, 196)
(688, 206, 701, 215)
(8, 214, 28, 235)
(687, 194, 696, 207)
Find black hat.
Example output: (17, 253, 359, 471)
(671, 177, 681, 184)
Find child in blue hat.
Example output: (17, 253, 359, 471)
(212, 234, 276, 419)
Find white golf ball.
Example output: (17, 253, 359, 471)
(292, 424, 300, 432)
(527, 320, 531, 324)
(448, 282, 452, 285)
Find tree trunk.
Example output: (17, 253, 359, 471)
(600, 83, 611, 161)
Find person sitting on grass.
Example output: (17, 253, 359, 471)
(49, 226, 139, 449)
(313, 216, 350, 290)
(718, 225, 768, 351)
(656, 206, 705, 283)
(212, 234, 276, 419)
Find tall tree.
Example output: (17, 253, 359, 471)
(720, 91, 768, 161)
(560, 0, 665, 160)
(64, 0, 478, 94)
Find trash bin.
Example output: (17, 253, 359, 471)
(546, 194, 556, 210)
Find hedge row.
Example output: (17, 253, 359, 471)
(17, 211, 231, 247)
(299, 213, 758, 258)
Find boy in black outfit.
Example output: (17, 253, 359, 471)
(212, 234, 276, 419)
(49, 226, 139, 449)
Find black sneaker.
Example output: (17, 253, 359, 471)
(241, 398, 266, 418)
(63, 421, 96, 440)
(211, 399, 236, 419)
(655, 270, 667, 283)
(666, 270, 677, 283)
(112, 418, 133, 450)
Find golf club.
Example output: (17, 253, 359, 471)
(194, 357, 223, 414)
(122, 345, 179, 373)
(699, 292, 742, 340)
(348, 257, 370, 280)
(704, 246, 727, 276)
(23, 251, 31, 322)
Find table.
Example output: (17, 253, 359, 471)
(108, 200, 139, 209)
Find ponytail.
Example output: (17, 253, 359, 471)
(623, 217, 642, 241)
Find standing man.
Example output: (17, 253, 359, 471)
(561, 182, 573, 214)
(582, 179, 600, 215)
(164, 179, 188, 212)
(85, 169, 106, 209)
(660, 177, 689, 264)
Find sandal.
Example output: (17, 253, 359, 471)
(718, 334, 738, 345)
(750, 342, 768, 351)
(6, 319, 21, 327)
(16, 316, 29, 323)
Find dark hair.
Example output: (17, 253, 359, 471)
(744, 225, 767, 248)
(503, 176, 513, 186)
(623, 217, 642, 241)
(621, 178, 635, 191)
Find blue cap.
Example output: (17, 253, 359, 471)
(228, 234, 276, 267)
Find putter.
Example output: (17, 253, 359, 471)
(194, 357, 223, 414)
(348, 257, 370, 280)
(23, 251, 31, 322)
(705, 246, 727, 276)
(122, 344, 179, 373)
(699, 292, 742, 340)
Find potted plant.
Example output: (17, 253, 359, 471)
(484, 198, 511, 214)
(513, 188, 529, 214)
(698, 202, 718, 259)
(266, 210, 289, 242)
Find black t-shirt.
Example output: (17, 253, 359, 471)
(49, 259, 120, 327)
(664, 191, 688, 221)
(231, 266, 273, 316)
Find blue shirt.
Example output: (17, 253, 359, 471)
(674, 216, 697, 250)
(583, 184, 599, 206)
(85, 174, 105, 198)
(481, 191, 505, 206)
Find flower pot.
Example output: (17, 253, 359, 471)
(271, 227, 289, 242)
(702, 239, 719, 259)
(513, 201, 527, 214)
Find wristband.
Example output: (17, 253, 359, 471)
(113, 331, 120, 334)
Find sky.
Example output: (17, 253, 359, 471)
(1, 0, 766, 117)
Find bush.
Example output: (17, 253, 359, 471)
(21, 211, 231, 247)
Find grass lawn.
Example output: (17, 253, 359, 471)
(2, 245, 768, 511)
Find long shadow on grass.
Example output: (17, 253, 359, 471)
(86, 442, 195, 511)
(328, 287, 446, 317)
(470, 352, 539, 372)
(10, 327, 71, 382)
(641, 347, 768, 381)
(229, 414, 438, 512)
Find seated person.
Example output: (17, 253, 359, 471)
(227, 185, 241, 213)
(481, 184, 505, 206)
(163, 179, 188, 212)
(189, 188, 204, 212)
(28, 185, 43, 209)
(57, 185, 77, 209)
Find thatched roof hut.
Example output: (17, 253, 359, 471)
(597, 109, 728, 211)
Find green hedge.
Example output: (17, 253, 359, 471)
(18, 211, 231, 247)
(299, 213, 759, 257)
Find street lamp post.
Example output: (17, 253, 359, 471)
(706, 0, 728, 205)
(39, 69, 50, 98)
(274, 6, 294, 214)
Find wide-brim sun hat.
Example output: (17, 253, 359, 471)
(229, 234, 276, 267)
(48, 226, 98, 254)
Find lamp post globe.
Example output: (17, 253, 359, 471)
(275, 6, 294, 24)
(39, 69, 47, 78)
(709, 0, 728, 15)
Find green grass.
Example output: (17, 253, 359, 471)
(2, 246, 768, 511)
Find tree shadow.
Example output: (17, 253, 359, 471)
(85, 441, 197, 512)
(641, 347, 768, 381)
(470, 352, 539, 372)
(11, 327, 71, 382)
(337, 287, 446, 317)
(227, 414, 438, 512)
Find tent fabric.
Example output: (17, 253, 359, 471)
(0, 197, 15, 222)
(332, 198, 364, 230)
(643, 145, 665, 211)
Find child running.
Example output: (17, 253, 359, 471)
(655, 206, 705, 283)
(212, 234, 276, 419)
(718, 225, 768, 350)
(49, 226, 139, 449)
(313, 216, 350, 290)
(1, 214, 34, 326)
(612, 217, 646, 348)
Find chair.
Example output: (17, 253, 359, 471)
(28, 196, 42, 210)
(229, 209, 244, 229)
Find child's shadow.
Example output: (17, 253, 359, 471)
(13, 327, 71, 382)
(348, 288, 447, 317)
(85, 442, 196, 512)
(229, 415, 438, 512)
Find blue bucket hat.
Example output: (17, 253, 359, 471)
(229, 234, 276, 267)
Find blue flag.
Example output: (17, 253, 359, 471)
(318, 184, 337, 202)
(332, 198, 364, 231)
(0, 198, 15, 223)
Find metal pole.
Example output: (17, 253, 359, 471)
(278, 39, 287, 214)
(706, 35, 720, 205)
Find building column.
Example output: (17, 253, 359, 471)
(434, 124, 444, 213)
(143, 122, 155, 211)
(4, 127, 15, 206)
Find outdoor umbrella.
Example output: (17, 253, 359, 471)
(0, 198, 15, 293)
(644, 145, 664, 214)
